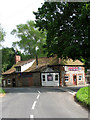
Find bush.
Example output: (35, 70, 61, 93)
(0, 88, 5, 94)
(76, 86, 90, 106)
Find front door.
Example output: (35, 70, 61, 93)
(73, 75, 77, 85)
(12, 78, 16, 87)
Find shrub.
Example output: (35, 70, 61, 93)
(76, 86, 90, 106)
(0, 88, 5, 93)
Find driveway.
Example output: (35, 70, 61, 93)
(0, 87, 89, 119)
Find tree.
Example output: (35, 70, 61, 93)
(11, 20, 47, 58)
(0, 24, 5, 46)
(1, 47, 34, 72)
(1, 47, 15, 72)
(34, 2, 90, 67)
(15, 49, 31, 61)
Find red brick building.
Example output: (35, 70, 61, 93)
(2, 55, 86, 87)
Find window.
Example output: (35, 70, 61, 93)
(55, 74, 58, 81)
(16, 66, 21, 72)
(79, 76, 82, 80)
(47, 74, 53, 81)
(65, 76, 69, 82)
(65, 66, 68, 71)
(43, 75, 45, 81)
(8, 79, 11, 84)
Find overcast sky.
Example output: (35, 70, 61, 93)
(0, 0, 44, 48)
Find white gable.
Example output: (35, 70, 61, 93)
(21, 60, 35, 72)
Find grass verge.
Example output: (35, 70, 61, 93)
(75, 86, 90, 108)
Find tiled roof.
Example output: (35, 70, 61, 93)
(60, 59, 84, 65)
(2, 65, 16, 75)
(24, 56, 58, 72)
(15, 59, 34, 66)
(2, 56, 58, 74)
(2, 56, 84, 75)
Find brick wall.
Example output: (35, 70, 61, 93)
(60, 66, 85, 86)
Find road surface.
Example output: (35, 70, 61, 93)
(0, 87, 89, 119)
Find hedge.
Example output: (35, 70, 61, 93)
(76, 86, 90, 106)
(0, 88, 5, 94)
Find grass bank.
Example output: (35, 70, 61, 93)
(76, 86, 90, 107)
(0, 88, 5, 94)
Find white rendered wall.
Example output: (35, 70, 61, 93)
(41, 73, 59, 86)
(21, 60, 35, 72)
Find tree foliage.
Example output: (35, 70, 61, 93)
(34, 2, 90, 66)
(2, 47, 15, 72)
(11, 20, 47, 58)
(1, 47, 32, 72)
(0, 24, 5, 45)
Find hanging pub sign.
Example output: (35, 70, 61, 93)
(47, 74, 53, 81)
(68, 67, 78, 71)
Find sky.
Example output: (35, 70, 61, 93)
(0, 0, 44, 48)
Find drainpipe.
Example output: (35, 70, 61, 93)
(59, 58, 61, 64)
(35, 47, 39, 69)
(36, 54, 38, 68)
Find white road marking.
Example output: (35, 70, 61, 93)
(31, 90, 41, 111)
(30, 114, 34, 119)
(38, 90, 40, 94)
(32, 101, 37, 110)
(68, 91, 74, 95)
(59, 87, 77, 96)
(73, 92, 77, 95)
(67, 91, 77, 96)
(36, 94, 40, 99)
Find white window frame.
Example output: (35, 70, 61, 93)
(16, 66, 21, 72)
(42, 75, 45, 81)
(55, 74, 59, 81)
(79, 76, 82, 81)
(64, 76, 69, 82)
(8, 79, 11, 84)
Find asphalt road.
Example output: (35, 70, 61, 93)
(63, 86, 85, 92)
(0, 87, 89, 119)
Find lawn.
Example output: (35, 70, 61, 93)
(76, 86, 90, 106)
(0, 88, 5, 94)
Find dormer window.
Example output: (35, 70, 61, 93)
(16, 66, 21, 72)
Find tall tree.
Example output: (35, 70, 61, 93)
(34, 2, 90, 67)
(2, 47, 15, 72)
(11, 20, 47, 58)
(0, 24, 5, 46)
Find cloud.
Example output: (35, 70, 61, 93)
(0, 0, 44, 48)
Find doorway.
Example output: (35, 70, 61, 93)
(12, 78, 16, 87)
(3, 80, 6, 87)
(73, 75, 77, 85)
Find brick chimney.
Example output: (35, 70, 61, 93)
(15, 55, 21, 64)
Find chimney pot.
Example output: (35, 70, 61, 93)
(15, 55, 21, 64)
